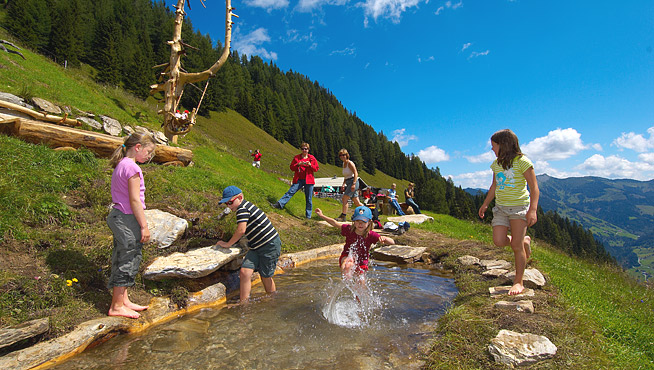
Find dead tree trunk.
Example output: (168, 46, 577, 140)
(150, 0, 237, 144)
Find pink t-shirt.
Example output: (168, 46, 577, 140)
(111, 157, 145, 214)
(340, 224, 381, 271)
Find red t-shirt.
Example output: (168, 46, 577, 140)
(339, 224, 381, 271)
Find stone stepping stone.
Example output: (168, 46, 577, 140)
(457, 255, 480, 266)
(143, 246, 241, 280)
(144, 209, 188, 249)
(371, 245, 427, 263)
(77, 116, 102, 130)
(504, 268, 546, 289)
(494, 300, 535, 313)
(488, 329, 557, 366)
(489, 286, 535, 298)
(0, 318, 49, 350)
(482, 268, 510, 279)
(479, 259, 512, 270)
(387, 214, 434, 224)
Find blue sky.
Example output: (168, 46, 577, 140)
(173, 0, 654, 188)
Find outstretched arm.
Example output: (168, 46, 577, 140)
(216, 222, 247, 248)
(379, 235, 395, 245)
(478, 174, 496, 219)
(315, 208, 343, 228)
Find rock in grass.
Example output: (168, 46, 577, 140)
(494, 300, 535, 313)
(488, 329, 557, 366)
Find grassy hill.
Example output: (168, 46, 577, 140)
(1, 23, 653, 368)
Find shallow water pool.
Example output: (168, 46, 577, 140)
(50, 259, 457, 369)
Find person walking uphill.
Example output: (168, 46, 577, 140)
(336, 148, 363, 221)
(272, 142, 319, 218)
(106, 132, 157, 319)
(216, 186, 281, 303)
(478, 129, 539, 296)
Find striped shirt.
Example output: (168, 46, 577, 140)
(491, 155, 534, 206)
(236, 200, 279, 249)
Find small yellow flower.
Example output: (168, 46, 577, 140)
(72, 278, 78, 283)
(66, 280, 73, 287)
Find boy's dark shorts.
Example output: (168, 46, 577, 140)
(242, 235, 281, 278)
(106, 208, 144, 289)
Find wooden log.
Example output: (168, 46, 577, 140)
(0, 117, 193, 166)
(0, 99, 80, 127)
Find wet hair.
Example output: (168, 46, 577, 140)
(338, 148, 349, 160)
(491, 129, 523, 170)
(109, 132, 157, 168)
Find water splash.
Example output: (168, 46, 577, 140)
(322, 274, 382, 328)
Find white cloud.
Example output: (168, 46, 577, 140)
(461, 42, 471, 52)
(417, 145, 450, 163)
(391, 128, 418, 147)
(465, 150, 495, 163)
(417, 55, 435, 63)
(575, 154, 654, 180)
(639, 153, 654, 164)
(532, 160, 582, 178)
(612, 126, 654, 153)
(448, 169, 492, 189)
(330, 46, 356, 56)
(286, 29, 313, 44)
(435, 1, 463, 15)
(468, 50, 489, 59)
(361, 0, 424, 26)
(298, 0, 348, 12)
(244, 0, 289, 10)
(234, 28, 278, 61)
(522, 128, 591, 161)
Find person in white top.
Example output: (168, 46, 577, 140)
(336, 148, 363, 221)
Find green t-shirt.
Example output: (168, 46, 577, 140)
(491, 155, 533, 206)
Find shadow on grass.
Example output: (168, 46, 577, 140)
(45, 248, 110, 312)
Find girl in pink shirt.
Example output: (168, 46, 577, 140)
(106, 132, 156, 319)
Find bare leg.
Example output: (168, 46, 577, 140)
(352, 196, 363, 207)
(524, 235, 532, 260)
(341, 194, 351, 215)
(239, 267, 254, 304)
(123, 290, 148, 311)
(340, 256, 355, 280)
(261, 276, 276, 294)
(108, 286, 140, 319)
(508, 219, 528, 295)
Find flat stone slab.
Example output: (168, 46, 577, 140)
(76, 116, 102, 130)
(387, 214, 434, 224)
(479, 259, 512, 270)
(495, 300, 535, 314)
(101, 115, 122, 136)
(0, 318, 49, 350)
(482, 268, 510, 279)
(144, 209, 188, 249)
(143, 246, 241, 280)
(277, 244, 343, 269)
(457, 255, 480, 266)
(504, 268, 546, 289)
(489, 286, 535, 298)
(488, 329, 557, 366)
(371, 245, 427, 263)
(32, 97, 61, 115)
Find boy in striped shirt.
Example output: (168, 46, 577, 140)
(216, 186, 281, 303)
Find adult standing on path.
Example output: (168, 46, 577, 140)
(272, 142, 319, 218)
(404, 182, 421, 214)
(336, 148, 362, 221)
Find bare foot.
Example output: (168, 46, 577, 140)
(508, 283, 524, 296)
(524, 236, 532, 260)
(108, 306, 140, 319)
(124, 301, 149, 311)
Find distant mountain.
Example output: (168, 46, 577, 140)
(536, 174, 654, 269)
(464, 188, 487, 196)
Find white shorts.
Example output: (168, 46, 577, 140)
(491, 204, 529, 228)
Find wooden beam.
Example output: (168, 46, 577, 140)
(0, 117, 193, 166)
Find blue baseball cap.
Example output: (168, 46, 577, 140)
(219, 185, 242, 204)
(352, 206, 372, 222)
